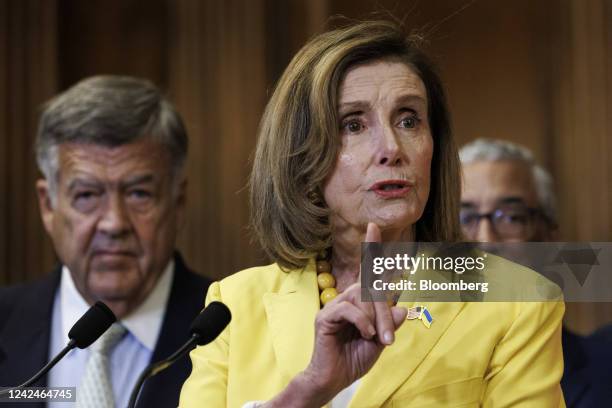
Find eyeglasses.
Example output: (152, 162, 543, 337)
(460, 206, 543, 240)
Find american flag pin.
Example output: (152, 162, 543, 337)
(406, 306, 422, 320)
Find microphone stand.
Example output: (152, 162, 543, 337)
(0, 339, 77, 396)
(127, 334, 200, 408)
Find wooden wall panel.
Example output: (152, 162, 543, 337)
(0, 1, 8, 286)
(57, 0, 168, 89)
(169, 0, 270, 281)
(0, 0, 58, 285)
(553, 0, 612, 335)
(167, 0, 330, 280)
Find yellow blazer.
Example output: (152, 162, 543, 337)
(180, 256, 565, 407)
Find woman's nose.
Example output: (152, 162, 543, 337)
(376, 125, 403, 166)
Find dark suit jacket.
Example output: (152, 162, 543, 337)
(0, 253, 211, 408)
(562, 327, 612, 407)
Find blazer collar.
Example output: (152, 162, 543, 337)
(348, 301, 465, 407)
(263, 260, 319, 381)
(350, 260, 467, 406)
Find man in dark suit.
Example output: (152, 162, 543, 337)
(459, 138, 611, 407)
(562, 327, 612, 407)
(0, 76, 211, 407)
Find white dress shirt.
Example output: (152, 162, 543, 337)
(47, 262, 174, 407)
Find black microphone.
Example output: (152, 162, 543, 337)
(127, 301, 231, 408)
(0, 301, 116, 395)
(69, 300, 117, 348)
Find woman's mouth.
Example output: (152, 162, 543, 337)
(369, 179, 413, 198)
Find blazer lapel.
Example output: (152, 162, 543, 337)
(561, 329, 590, 407)
(348, 299, 465, 407)
(263, 261, 319, 381)
(137, 252, 211, 408)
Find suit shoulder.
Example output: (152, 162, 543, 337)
(590, 324, 612, 344)
(481, 252, 563, 301)
(182, 267, 213, 289)
(0, 283, 27, 316)
(0, 278, 53, 309)
(0, 275, 59, 333)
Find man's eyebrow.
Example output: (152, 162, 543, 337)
(497, 197, 528, 206)
(67, 178, 102, 192)
(121, 174, 155, 188)
(460, 202, 476, 208)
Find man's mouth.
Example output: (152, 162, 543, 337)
(92, 250, 135, 257)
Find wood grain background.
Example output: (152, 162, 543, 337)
(1, 0, 610, 334)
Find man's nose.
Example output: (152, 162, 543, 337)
(98, 195, 131, 237)
(475, 217, 499, 243)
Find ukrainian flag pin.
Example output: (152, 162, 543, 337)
(419, 306, 433, 328)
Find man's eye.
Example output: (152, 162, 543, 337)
(459, 212, 479, 225)
(496, 210, 530, 225)
(504, 214, 529, 224)
(73, 191, 100, 212)
(128, 190, 152, 199)
(75, 191, 97, 201)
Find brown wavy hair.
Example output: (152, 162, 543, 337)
(250, 20, 462, 270)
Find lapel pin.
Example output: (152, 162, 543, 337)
(407, 305, 433, 328)
(406, 306, 422, 320)
(419, 306, 433, 328)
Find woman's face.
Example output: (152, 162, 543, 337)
(323, 60, 433, 236)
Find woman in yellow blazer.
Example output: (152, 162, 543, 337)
(180, 20, 565, 407)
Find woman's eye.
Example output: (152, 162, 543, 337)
(342, 119, 363, 133)
(399, 116, 419, 129)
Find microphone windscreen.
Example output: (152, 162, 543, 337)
(68, 301, 117, 349)
(190, 301, 231, 345)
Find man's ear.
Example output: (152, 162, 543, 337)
(547, 225, 560, 241)
(36, 179, 55, 235)
(176, 177, 187, 231)
(541, 221, 560, 242)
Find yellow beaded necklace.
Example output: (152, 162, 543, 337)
(316, 256, 337, 306)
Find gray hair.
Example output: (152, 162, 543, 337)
(36, 75, 188, 201)
(459, 138, 557, 224)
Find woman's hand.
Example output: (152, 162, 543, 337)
(266, 223, 408, 407)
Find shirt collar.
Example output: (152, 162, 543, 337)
(60, 260, 174, 351)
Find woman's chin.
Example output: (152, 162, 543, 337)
(369, 211, 419, 235)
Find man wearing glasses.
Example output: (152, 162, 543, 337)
(459, 138, 610, 407)
(459, 138, 557, 243)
